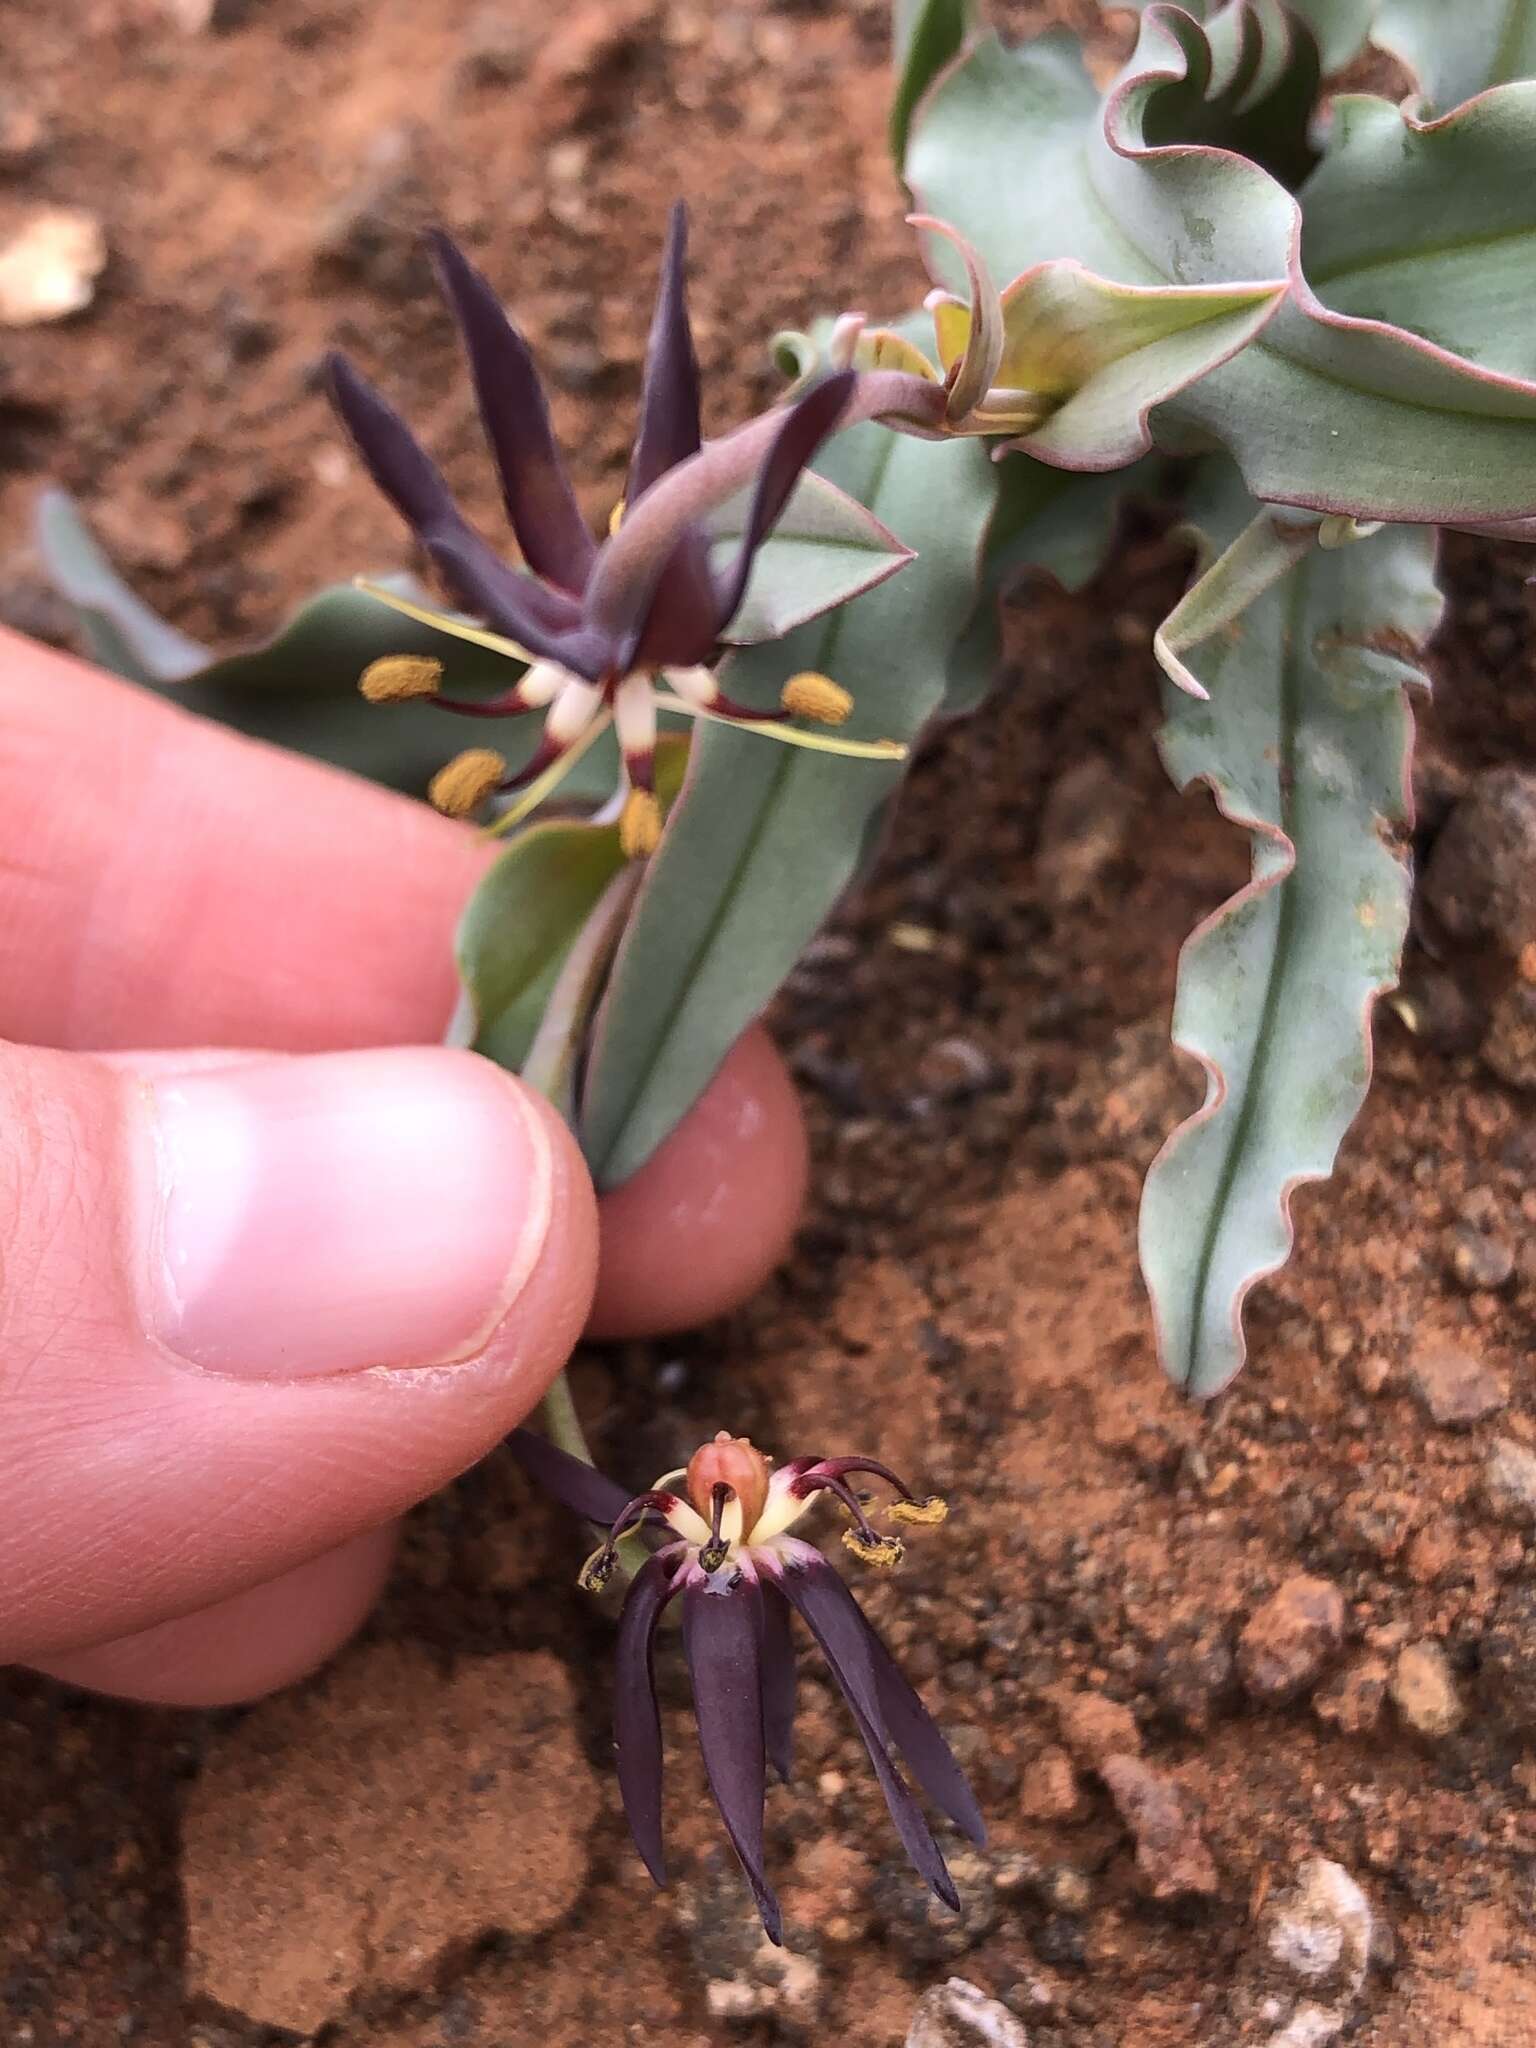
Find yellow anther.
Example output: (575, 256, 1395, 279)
(577, 1545, 617, 1595)
(428, 748, 507, 818)
(359, 653, 443, 703)
(608, 498, 626, 535)
(842, 1528, 905, 1571)
(619, 788, 663, 860)
(781, 671, 854, 725)
(888, 1493, 948, 1528)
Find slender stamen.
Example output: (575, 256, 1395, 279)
(650, 691, 906, 759)
(699, 1482, 733, 1574)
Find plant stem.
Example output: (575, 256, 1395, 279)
(539, 1367, 597, 1468)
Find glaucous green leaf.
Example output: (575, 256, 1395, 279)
(1139, 460, 1442, 1398)
(458, 821, 629, 1075)
(579, 417, 999, 1187)
(35, 488, 538, 793)
(36, 486, 211, 684)
(459, 735, 693, 1075)
(1374, 0, 1536, 109)
(909, 6, 1536, 522)
(1298, 87, 1536, 379)
(706, 470, 914, 643)
(904, 11, 1291, 468)
(1121, 0, 1375, 81)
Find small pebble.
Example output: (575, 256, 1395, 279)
(1049, 1688, 1140, 1766)
(1445, 1222, 1515, 1292)
(1019, 1746, 1084, 1824)
(1100, 1754, 1218, 1901)
(906, 1977, 1029, 2048)
(1483, 980, 1536, 1090)
(1313, 1655, 1390, 1737)
(1482, 1437, 1536, 1527)
(1238, 1577, 1346, 1704)
(1390, 1640, 1464, 1739)
(1408, 1344, 1507, 1430)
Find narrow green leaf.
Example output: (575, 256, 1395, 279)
(1374, 0, 1536, 109)
(890, 0, 976, 169)
(1138, 461, 1442, 1398)
(36, 487, 210, 684)
(706, 470, 914, 643)
(1153, 499, 1322, 698)
(579, 417, 998, 1187)
(458, 821, 629, 1074)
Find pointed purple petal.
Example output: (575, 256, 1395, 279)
(778, 1559, 959, 1912)
(630, 522, 721, 669)
(506, 1428, 631, 1526)
(712, 370, 856, 633)
(615, 1552, 680, 1886)
(626, 201, 702, 507)
(682, 1579, 783, 1944)
(325, 352, 602, 670)
(757, 1582, 797, 1785)
(860, 1608, 986, 1845)
(428, 231, 596, 594)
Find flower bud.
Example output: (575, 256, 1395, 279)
(686, 1431, 770, 1536)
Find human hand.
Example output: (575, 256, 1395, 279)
(0, 627, 807, 1707)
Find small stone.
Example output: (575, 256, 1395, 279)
(677, 1869, 823, 2025)
(1019, 1746, 1084, 1824)
(1482, 1437, 1536, 1526)
(1445, 1222, 1515, 1292)
(1049, 1687, 1141, 1766)
(1483, 980, 1536, 1090)
(1035, 756, 1133, 907)
(457, 3, 534, 85)
(1408, 1344, 1507, 1429)
(1422, 767, 1536, 957)
(312, 130, 431, 298)
(1313, 1655, 1390, 1737)
(906, 1977, 1029, 2048)
(1100, 1754, 1218, 1901)
(1350, 1353, 1395, 1398)
(913, 1036, 1008, 1106)
(1388, 968, 1484, 1053)
(0, 205, 106, 326)
(872, 1849, 998, 1963)
(1238, 1577, 1346, 1704)
(1236, 1858, 1375, 2048)
(1389, 1639, 1464, 1739)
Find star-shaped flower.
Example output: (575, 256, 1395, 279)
(327, 205, 918, 853)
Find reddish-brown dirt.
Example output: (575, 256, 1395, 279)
(4, 3, 1536, 2044)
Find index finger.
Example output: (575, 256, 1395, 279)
(0, 627, 484, 1051)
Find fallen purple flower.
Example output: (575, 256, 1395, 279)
(508, 1427, 984, 1943)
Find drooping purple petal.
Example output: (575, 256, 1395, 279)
(506, 1427, 631, 1526)
(859, 1603, 986, 1845)
(428, 231, 596, 594)
(757, 1582, 797, 1785)
(778, 1558, 960, 1911)
(615, 1551, 681, 1887)
(629, 522, 723, 669)
(711, 370, 856, 634)
(625, 201, 702, 508)
(682, 1579, 783, 1944)
(326, 353, 601, 669)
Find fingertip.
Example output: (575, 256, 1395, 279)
(586, 1025, 808, 1339)
(31, 1523, 400, 1708)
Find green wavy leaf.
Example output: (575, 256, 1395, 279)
(890, 0, 977, 167)
(1374, 0, 1536, 110)
(1139, 460, 1442, 1398)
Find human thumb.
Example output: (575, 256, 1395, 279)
(0, 1041, 595, 1667)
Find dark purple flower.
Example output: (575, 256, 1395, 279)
(508, 1427, 984, 1944)
(326, 204, 914, 853)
